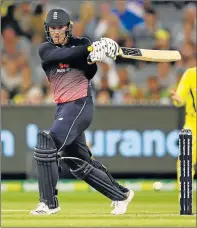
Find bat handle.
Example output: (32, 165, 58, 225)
(87, 45, 93, 63)
(88, 46, 93, 52)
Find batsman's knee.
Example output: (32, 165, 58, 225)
(61, 157, 93, 179)
(62, 157, 107, 179)
(34, 130, 58, 162)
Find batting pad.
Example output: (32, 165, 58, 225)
(34, 131, 59, 209)
(62, 157, 127, 201)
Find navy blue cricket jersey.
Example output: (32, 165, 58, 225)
(38, 36, 97, 103)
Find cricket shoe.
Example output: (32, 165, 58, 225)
(30, 202, 60, 215)
(110, 190, 134, 215)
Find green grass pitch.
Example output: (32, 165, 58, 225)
(1, 191, 196, 227)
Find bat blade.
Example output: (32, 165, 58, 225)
(119, 47, 181, 62)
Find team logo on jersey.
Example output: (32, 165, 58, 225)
(57, 63, 70, 72)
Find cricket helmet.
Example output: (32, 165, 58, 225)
(44, 8, 73, 44)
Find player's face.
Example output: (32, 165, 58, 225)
(49, 26, 68, 44)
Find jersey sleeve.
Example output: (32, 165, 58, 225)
(173, 69, 191, 107)
(79, 37, 92, 45)
(79, 37, 98, 79)
(38, 42, 90, 64)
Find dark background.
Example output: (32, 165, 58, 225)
(1, 105, 186, 179)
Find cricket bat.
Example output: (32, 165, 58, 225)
(88, 46, 181, 62)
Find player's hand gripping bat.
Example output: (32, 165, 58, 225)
(87, 46, 181, 62)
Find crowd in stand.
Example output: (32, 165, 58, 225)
(1, 0, 196, 105)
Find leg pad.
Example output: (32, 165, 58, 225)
(63, 157, 127, 201)
(34, 131, 59, 208)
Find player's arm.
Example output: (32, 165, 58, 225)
(80, 37, 98, 77)
(39, 42, 90, 64)
(170, 69, 191, 107)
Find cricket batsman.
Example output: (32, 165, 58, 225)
(30, 8, 134, 216)
(170, 67, 196, 189)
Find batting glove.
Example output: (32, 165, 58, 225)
(101, 37, 120, 59)
(88, 41, 107, 63)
